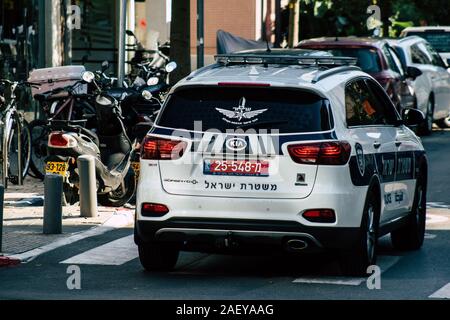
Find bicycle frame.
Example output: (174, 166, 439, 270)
(0, 83, 23, 186)
(49, 95, 76, 120)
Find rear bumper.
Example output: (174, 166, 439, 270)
(134, 218, 361, 251)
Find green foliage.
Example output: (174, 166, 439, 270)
(297, 0, 449, 41)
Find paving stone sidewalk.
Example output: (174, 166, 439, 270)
(1, 177, 134, 256)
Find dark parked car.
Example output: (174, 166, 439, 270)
(297, 37, 421, 112)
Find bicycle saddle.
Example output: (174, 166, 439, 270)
(105, 88, 137, 102)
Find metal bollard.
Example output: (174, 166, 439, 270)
(0, 185, 4, 252)
(77, 155, 97, 218)
(43, 174, 63, 234)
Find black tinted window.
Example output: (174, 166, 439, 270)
(325, 48, 382, 73)
(424, 43, 446, 67)
(382, 45, 400, 73)
(158, 87, 333, 133)
(411, 43, 432, 64)
(365, 79, 399, 124)
(406, 31, 450, 52)
(345, 79, 397, 127)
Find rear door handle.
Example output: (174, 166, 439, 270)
(395, 141, 402, 147)
(373, 142, 381, 149)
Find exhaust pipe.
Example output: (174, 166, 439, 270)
(286, 239, 308, 251)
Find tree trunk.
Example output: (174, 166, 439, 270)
(379, 0, 391, 37)
(170, 0, 191, 85)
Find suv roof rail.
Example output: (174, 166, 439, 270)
(398, 35, 424, 42)
(185, 63, 221, 81)
(214, 54, 358, 67)
(311, 66, 362, 83)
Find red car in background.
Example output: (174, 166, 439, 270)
(297, 37, 421, 112)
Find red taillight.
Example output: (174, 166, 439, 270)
(49, 133, 69, 147)
(287, 141, 351, 165)
(303, 209, 336, 223)
(141, 203, 169, 217)
(141, 136, 187, 160)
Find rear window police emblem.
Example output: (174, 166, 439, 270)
(215, 97, 268, 125)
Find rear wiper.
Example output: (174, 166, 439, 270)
(236, 119, 289, 130)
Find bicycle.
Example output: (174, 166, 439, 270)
(0, 79, 35, 188)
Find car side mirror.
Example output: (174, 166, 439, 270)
(402, 108, 425, 127)
(406, 66, 422, 80)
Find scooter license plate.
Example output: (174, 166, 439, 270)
(45, 162, 68, 176)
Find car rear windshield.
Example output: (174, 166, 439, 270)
(318, 48, 382, 73)
(157, 86, 333, 133)
(406, 31, 450, 52)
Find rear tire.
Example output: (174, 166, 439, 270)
(29, 119, 50, 180)
(435, 117, 450, 129)
(63, 183, 79, 206)
(97, 167, 136, 207)
(138, 243, 179, 272)
(391, 170, 426, 250)
(339, 188, 379, 276)
(418, 99, 434, 136)
(6, 118, 31, 185)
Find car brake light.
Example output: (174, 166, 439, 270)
(287, 141, 351, 165)
(303, 209, 336, 223)
(141, 136, 187, 160)
(141, 203, 169, 217)
(48, 132, 77, 148)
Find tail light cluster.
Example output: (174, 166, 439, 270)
(287, 141, 351, 165)
(141, 136, 187, 160)
(141, 203, 169, 217)
(48, 132, 77, 148)
(303, 209, 336, 223)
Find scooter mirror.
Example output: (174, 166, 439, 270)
(165, 61, 177, 73)
(147, 77, 159, 86)
(101, 60, 110, 72)
(82, 71, 95, 83)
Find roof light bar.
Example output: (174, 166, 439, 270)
(215, 54, 357, 67)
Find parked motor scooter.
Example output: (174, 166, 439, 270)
(45, 72, 137, 206)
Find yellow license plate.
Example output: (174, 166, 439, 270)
(131, 162, 140, 179)
(45, 162, 68, 176)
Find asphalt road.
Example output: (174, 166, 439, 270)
(421, 129, 450, 204)
(1, 131, 449, 300)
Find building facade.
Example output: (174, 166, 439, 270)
(0, 0, 287, 78)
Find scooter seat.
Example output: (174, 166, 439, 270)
(105, 88, 136, 102)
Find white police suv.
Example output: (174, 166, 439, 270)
(134, 49, 428, 275)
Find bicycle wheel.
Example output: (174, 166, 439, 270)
(0, 125, 5, 188)
(1, 112, 13, 188)
(6, 116, 31, 185)
(29, 119, 50, 180)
